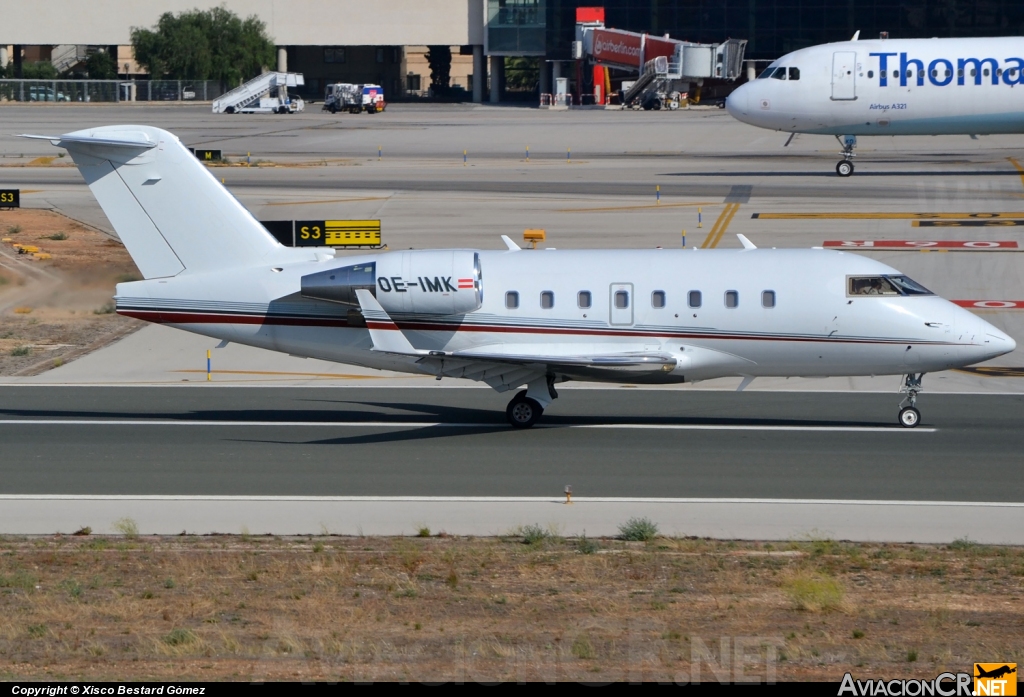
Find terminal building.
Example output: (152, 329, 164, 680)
(3, 0, 1023, 102)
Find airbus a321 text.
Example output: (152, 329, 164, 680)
(22, 126, 1016, 428)
(726, 36, 1024, 176)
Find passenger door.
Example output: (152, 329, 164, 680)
(831, 51, 857, 100)
(609, 283, 633, 326)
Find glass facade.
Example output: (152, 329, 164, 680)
(488, 0, 548, 55)
(545, 1, 1024, 61)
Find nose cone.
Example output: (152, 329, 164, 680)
(725, 84, 750, 121)
(960, 312, 1016, 365)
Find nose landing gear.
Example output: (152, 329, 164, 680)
(898, 373, 924, 428)
(835, 135, 857, 177)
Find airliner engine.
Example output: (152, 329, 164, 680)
(301, 250, 482, 316)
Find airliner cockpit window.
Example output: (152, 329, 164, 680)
(757, 64, 779, 79)
(770, 67, 787, 80)
(848, 276, 934, 296)
(788, 67, 800, 80)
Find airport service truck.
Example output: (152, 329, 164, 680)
(323, 83, 386, 114)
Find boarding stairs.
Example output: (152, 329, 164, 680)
(212, 72, 304, 114)
(622, 56, 671, 105)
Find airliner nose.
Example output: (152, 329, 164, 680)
(725, 84, 749, 119)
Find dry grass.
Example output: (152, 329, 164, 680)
(0, 535, 1020, 682)
(0, 208, 141, 375)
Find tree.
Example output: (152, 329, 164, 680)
(86, 50, 118, 79)
(21, 62, 58, 80)
(425, 45, 452, 96)
(131, 7, 275, 84)
(504, 57, 539, 91)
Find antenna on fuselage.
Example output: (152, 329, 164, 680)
(851, 30, 860, 41)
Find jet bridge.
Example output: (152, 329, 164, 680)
(574, 12, 746, 107)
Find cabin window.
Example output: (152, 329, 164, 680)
(505, 291, 519, 309)
(984, 68, 990, 76)
(867, 70, 874, 78)
(957, 68, 963, 78)
(892, 70, 899, 78)
(931, 69, 937, 78)
(788, 67, 800, 80)
(906, 70, 913, 78)
(688, 290, 702, 308)
(880, 70, 886, 79)
(762, 290, 776, 308)
(725, 290, 739, 308)
(540, 291, 554, 309)
(1011, 69, 1018, 78)
(652, 291, 666, 308)
(847, 275, 934, 297)
(770, 67, 786, 80)
(614, 290, 629, 309)
(997, 68, 1003, 77)
(971, 69, 977, 77)
(578, 291, 592, 309)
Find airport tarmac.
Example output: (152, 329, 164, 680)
(1, 104, 1022, 540)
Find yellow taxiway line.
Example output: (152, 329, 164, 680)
(752, 212, 1024, 220)
(700, 203, 740, 249)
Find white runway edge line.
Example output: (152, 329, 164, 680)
(0, 496, 1019, 507)
(0, 420, 935, 433)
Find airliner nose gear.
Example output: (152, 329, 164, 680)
(898, 373, 924, 428)
(836, 135, 857, 177)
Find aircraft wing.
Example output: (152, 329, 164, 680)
(354, 289, 676, 392)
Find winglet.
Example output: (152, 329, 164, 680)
(500, 235, 521, 251)
(737, 234, 757, 250)
(354, 289, 422, 355)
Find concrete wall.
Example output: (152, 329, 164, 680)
(1, 0, 484, 46)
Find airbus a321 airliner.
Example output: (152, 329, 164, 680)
(24, 126, 1015, 428)
(725, 36, 1024, 176)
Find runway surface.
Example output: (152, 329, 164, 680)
(2, 386, 1021, 501)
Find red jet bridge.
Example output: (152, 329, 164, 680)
(572, 7, 746, 107)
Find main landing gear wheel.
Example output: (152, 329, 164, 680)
(836, 160, 854, 177)
(899, 407, 921, 428)
(897, 373, 924, 428)
(506, 391, 543, 429)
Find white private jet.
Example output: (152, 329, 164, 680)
(23, 126, 1015, 428)
(725, 36, 1024, 176)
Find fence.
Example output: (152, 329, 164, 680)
(0, 80, 227, 103)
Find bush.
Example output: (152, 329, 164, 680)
(11, 346, 30, 357)
(112, 517, 139, 538)
(417, 527, 431, 538)
(576, 534, 598, 554)
(520, 524, 549, 545)
(783, 572, 845, 612)
(46, 232, 68, 241)
(571, 634, 595, 659)
(618, 517, 659, 541)
(163, 628, 197, 646)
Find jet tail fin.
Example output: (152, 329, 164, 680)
(24, 125, 283, 279)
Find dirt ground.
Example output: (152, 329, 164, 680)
(0, 534, 1020, 682)
(0, 208, 141, 376)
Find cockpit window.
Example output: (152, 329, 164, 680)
(847, 275, 934, 297)
(886, 275, 934, 295)
(757, 64, 779, 79)
(770, 67, 787, 80)
(788, 67, 800, 80)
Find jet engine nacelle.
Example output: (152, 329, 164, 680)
(301, 250, 482, 316)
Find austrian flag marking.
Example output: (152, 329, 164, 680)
(457, 278, 474, 289)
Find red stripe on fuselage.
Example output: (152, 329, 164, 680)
(117, 308, 955, 346)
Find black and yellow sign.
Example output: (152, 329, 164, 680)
(0, 189, 19, 208)
(296, 220, 382, 248)
(260, 220, 294, 246)
(192, 149, 222, 162)
(974, 663, 1016, 696)
(915, 220, 1024, 227)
